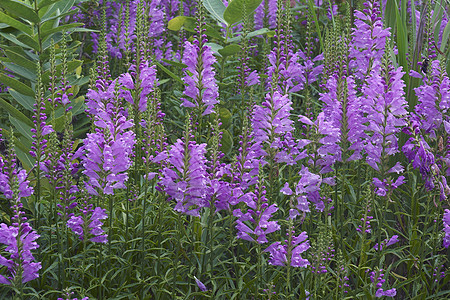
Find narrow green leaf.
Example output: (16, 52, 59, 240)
(0, 74, 35, 97)
(0, 32, 35, 50)
(4, 49, 37, 72)
(15, 140, 35, 170)
(41, 22, 84, 40)
(9, 115, 33, 142)
(1, 62, 36, 81)
(441, 21, 450, 55)
(306, 0, 324, 52)
(155, 61, 185, 86)
(9, 90, 35, 112)
(0, 11, 33, 35)
(206, 42, 223, 56)
(223, 0, 262, 25)
(202, 0, 227, 25)
(161, 59, 188, 69)
(0, 97, 34, 127)
(0, 0, 40, 23)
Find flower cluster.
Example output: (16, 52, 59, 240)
(264, 230, 310, 267)
(181, 41, 219, 115)
(158, 138, 209, 216)
(78, 80, 136, 196)
(67, 205, 108, 244)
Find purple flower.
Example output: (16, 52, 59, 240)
(159, 139, 209, 216)
(349, 0, 390, 79)
(443, 209, 450, 248)
(78, 80, 136, 196)
(181, 41, 219, 115)
(264, 231, 310, 267)
(376, 288, 397, 297)
(0, 219, 41, 284)
(119, 61, 158, 113)
(373, 235, 399, 251)
(194, 276, 207, 291)
(67, 205, 108, 244)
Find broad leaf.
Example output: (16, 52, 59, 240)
(4, 48, 37, 72)
(223, 0, 263, 25)
(0, 0, 40, 23)
(202, 0, 227, 25)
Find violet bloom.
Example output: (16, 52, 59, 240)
(233, 176, 280, 244)
(443, 209, 450, 248)
(264, 231, 310, 268)
(254, 0, 277, 29)
(159, 139, 209, 216)
(349, 0, 390, 79)
(373, 235, 399, 251)
(194, 276, 207, 291)
(319, 74, 367, 166)
(119, 61, 158, 113)
(363, 59, 408, 193)
(181, 41, 219, 115)
(0, 222, 41, 285)
(67, 206, 108, 243)
(0, 170, 40, 285)
(78, 80, 136, 196)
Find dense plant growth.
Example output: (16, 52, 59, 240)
(1, 0, 450, 299)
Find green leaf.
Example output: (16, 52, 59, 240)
(9, 90, 35, 112)
(0, 11, 33, 35)
(0, 74, 34, 97)
(206, 42, 223, 56)
(202, 0, 227, 25)
(168, 16, 196, 31)
(15, 140, 35, 170)
(0, 97, 34, 127)
(223, 0, 263, 25)
(41, 22, 84, 40)
(161, 59, 187, 69)
(218, 107, 232, 129)
(9, 115, 33, 142)
(218, 44, 240, 56)
(1, 62, 36, 81)
(219, 129, 233, 155)
(17, 34, 40, 52)
(227, 28, 274, 43)
(0, 0, 40, 23)
(0, 32, 35, 50)
(37, 0, 60, 10)
(155, 61, 185, 86)
(306, 0, 324, 52)
(441, 21, 450, 55)
(4, 48, 37, 72)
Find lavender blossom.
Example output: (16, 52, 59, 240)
(67, 205, 108, 243)
(373, 235, 399, 251)
(264, 231, 310, 267)
(443, 209, 450, 248)
(181, 41, 219, 115)
(119, 61, 158, 113)
(159, 139, 209, 216)
(349, 0, 390, 79)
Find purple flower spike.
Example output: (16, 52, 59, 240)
(181, 41, 218, 115)
(159, 139, 209, 217)
(265, 231, 310, 268)
(67, 205, 108, 244)
(443, 209, 450, 248)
